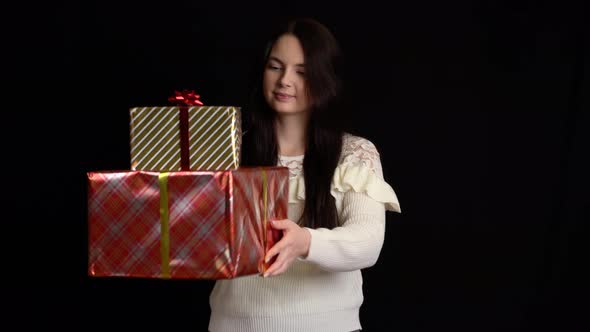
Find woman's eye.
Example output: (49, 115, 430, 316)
(268, 65, 281, 71)
(297, 71, 305, 76)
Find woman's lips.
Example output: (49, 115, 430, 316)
(274, 92, 294, 102)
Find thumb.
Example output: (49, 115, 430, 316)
(269, 219, 290, 230)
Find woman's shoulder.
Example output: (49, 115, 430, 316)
(341, 133, 381, 159)
(339, 133, 383, 175)
(334, 133, 400, 212)
(342, 133, 379, 154)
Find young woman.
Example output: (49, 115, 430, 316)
(208, 17, 401, 332)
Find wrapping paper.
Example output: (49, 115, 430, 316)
(129, 106, 241, 171)
(87, 167, 288, 279)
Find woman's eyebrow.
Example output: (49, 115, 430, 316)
(269, 56, 305, 67)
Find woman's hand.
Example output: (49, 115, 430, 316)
(263, 219, 311, 277)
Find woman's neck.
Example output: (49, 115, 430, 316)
(275, 113, 308, 156)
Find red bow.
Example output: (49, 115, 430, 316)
(168, 90, 204, 106)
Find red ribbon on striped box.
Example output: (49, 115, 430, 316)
(168, 90, 204, 170)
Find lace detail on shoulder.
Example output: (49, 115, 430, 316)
(278, 156, 304, 178)
(276, 134, 383, 179)
(340, 133, 383, 177)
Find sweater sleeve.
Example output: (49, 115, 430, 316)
(299, 135, 400, 271)
(303, 191, 386, 271)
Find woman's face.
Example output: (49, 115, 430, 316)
(263, 34, 310, 115)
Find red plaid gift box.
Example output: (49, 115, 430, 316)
(87, 167, 288, 279)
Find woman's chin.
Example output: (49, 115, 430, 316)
(272, 104, 307, 115)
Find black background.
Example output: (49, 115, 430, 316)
(4, 0, 588, 331)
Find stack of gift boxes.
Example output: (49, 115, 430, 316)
(87, 94, 289, 279)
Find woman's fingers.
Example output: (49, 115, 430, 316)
(261, 218, 311, 277)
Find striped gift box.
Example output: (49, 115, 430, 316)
(130, 106, 241, 171)
(87, 167, 288, 279)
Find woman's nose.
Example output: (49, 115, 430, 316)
(279, 69, 293, 87)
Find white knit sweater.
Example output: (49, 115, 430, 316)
(209, 134, 401, 332)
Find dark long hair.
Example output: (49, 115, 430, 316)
(241, 18, 346, 229)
